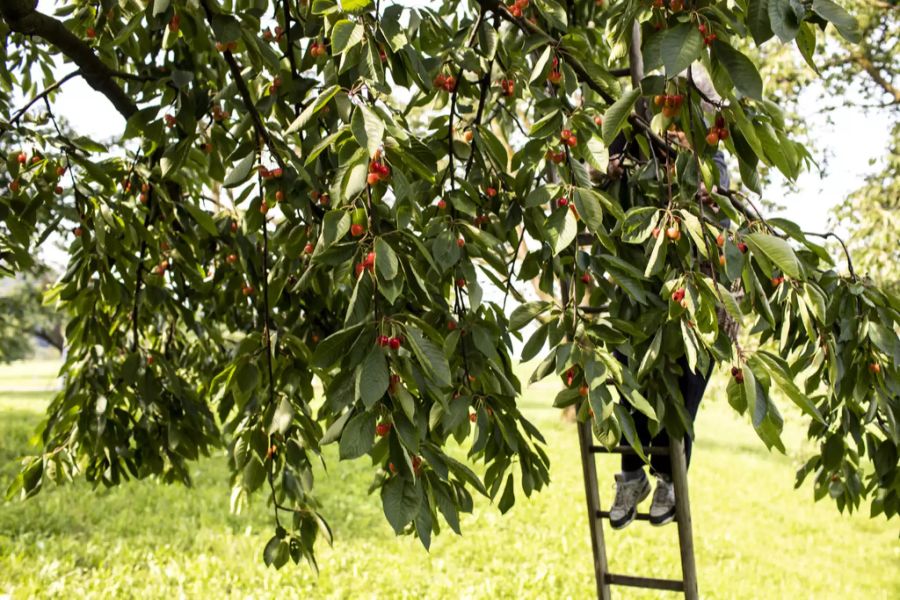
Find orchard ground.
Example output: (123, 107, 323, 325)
(0, 360, 896, 599)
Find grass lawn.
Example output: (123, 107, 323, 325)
(0, 360, 897, 599)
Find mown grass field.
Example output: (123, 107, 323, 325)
(0, 359, 897, 599)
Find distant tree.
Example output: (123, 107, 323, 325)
(0, 268, 65, 362)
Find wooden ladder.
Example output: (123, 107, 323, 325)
(576, 419, 699, 599)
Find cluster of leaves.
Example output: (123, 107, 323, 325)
(1, 0, 897, 567)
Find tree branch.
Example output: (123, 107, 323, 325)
(1, 1, 137, 119)
(2, 70, 80, 135)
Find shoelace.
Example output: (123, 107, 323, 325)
(612, 480, 642, 507)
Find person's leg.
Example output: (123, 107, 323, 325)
(609, 350, 651, 529)
(648, 358, 711, 526)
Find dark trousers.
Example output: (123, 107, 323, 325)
(618, 355, 712, 476)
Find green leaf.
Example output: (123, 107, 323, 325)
(544, 207, 578, 256)
(660, 23, 704, 78)
(573, 188, 605, 235)
(269, 397, 294, 435)
(312, 323, 366, 369)
(381, 477, 420, 534)
(340, 0, 373, 11)
(768, 0, 800, 42)
(322, 210, 351, 248)
(529, 47, 554, 85)
(745, 233, 801, 279)
(286, 85, 341, 134)
(404, 326, 451, 388)
(331, 20, 364, 54)
(712, 41, 764, 101)
(510, 302, 550, 331)
(747, 0, 775, 46)
(339, 411, 375, 459)
(374, 237, 399, 281)
(357, 347, 389, 409)
(602, 88, 640, 145)
(812, 0, 861, 43)
(351, 105, 384, 158)
(182, 202, 218, 236)
(432, 229, 461, 272)
(224, 152, 255, 188)
(535, 0, 567, 31)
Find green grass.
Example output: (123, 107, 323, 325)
(0, 360, 897, 599)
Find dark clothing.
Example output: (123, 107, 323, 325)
(621, 356, 712, 476)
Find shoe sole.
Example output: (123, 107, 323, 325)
(609, 480, 651, 530)
(650, 507, 676, 526)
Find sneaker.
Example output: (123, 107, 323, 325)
(609, 471, 651, 530)
(649, 475, 676, 526)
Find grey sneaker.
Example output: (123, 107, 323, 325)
(649, 475, 676, 526)
(609, 472, 651, 530)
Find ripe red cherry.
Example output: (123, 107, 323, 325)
(230, 221, 238, 233)
(275, 190, 284, 202)
(437, 199, 447, 209)
(376, 422, 391, 437)
(594, 116, 603, 126)
(272, 168, 283, 178)
(455, 277, 466, 287)
(9, 180, 21, 193)
(469, 412, 477, 423)
(86, 27, 96, 39)
(666, 226, 681, 241)
(54, 186, 63, 194)
(738, 242, 748, 254)
(485, 186, 497, 198)
(557, 197, 568, 207)
(367, 172, 380, 185)
(304, 243, 314, 255)
(868, 362, 881, 374)
(226, 253, 237, 264)
(242, 284, 254, 296)
(389, 337, 401, 350)
(706, 130, 720, 146)
(560, 129, 572, 141)
(456, 237, 465, 248)
(579, 384, 589, 397)
(581, 273, 591, 284)
(547, 70, 562, 85)
(364, 252, 375, 267)
(351, 223, 365, 237)
(56, 166, 66, 176)
(447, 320, 457, 331)
(74, 227, 83, 237)
(566, 135, 577, 147)
(731, 366, 744, 383)
(17, 152, 26, 164)
(377, 335, 389, 347)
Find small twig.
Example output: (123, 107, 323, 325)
(803, 231, 857, 279)
(2, 70, 80, 136)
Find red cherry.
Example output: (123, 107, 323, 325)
(738, 242, 748, 254)
(73, 226, 83, 237)
(367, 172, 381, 185)
(231, 221, 239, 233)
(447, 320, 458, 331)
(389, 337, 401, 350)
(485, 187, 497, 197)
(566, 135, 578, 147)
(364, 251, 376, 267)
(9, 180, 21, 193)
(557, 197, 568, 208)
(16, 152, 26, 164)
(469, 412, 477, 423)
(226, 253, 238, 264)
(86, 27, 96, 39)
(54, 186, 63, 194)
(594, 116, 603, 126)
(304, 243, 314, 255)
(581, 273, 591, 284)
(275, 190, 284, 202)
(671, 288, 686, 302)
(351, 223, 365, 237)
(272, 168, 283, 178)
(376, 422, 391, 437)
(456, 237, 465, 248)
(355, 263, 366, 278)
(437, 199, 447, 209)
(560, 129, 572, 141)
(242, 284, 254, 296)
(455, 278, 466, 287)
(579, 384, 589, 397)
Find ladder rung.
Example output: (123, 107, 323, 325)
(596, 509, 676, 523)
(606, 573, 684, 592)
(589, 445, 671, 456)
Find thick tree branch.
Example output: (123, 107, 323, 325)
(1, 1, 137, 119)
